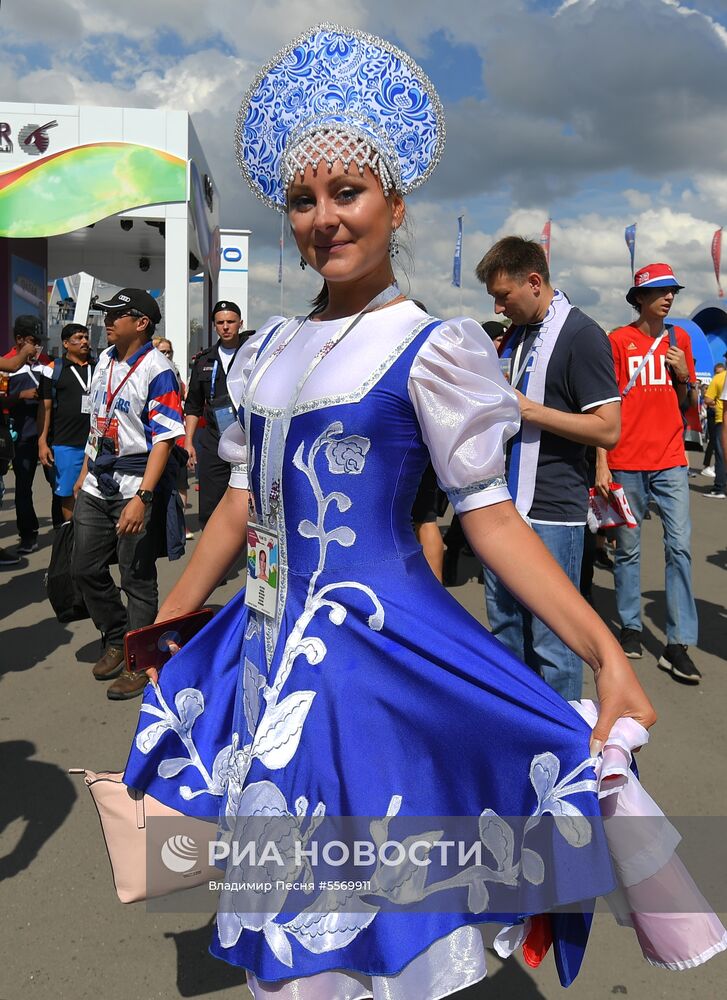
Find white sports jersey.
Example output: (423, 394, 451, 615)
(83, 341, 184, 500)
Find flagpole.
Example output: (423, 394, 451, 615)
(452, 213, 464, 310)
(279, 215, 285, 315)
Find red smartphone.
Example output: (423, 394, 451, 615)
(124, 608, 214, 673)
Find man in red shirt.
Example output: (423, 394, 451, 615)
(596, 263, 699, 683)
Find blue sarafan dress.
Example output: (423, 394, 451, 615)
(124, 301, 726, 998)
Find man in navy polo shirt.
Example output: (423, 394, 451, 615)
(73, 289, 184, 700)
(475, 236, 621, 699)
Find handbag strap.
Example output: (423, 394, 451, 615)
(71, 768, 147, 828)
(132, 786, 146, 829)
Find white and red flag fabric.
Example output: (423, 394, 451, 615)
(711, 227, 723, 298)
(540, 219, 551, 266)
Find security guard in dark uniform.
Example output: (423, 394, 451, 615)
(184, 300, 245, 527)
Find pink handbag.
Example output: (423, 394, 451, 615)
(71, 769, 218, 903)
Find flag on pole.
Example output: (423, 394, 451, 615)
(540, 219, 551, 266)
(624, 223, 637, 278)
(278, 213, 285, 283)
(711, 227, 723, 298)
(451, 215, 463, 288)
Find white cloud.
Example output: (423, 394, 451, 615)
(2, 0, 726, 338)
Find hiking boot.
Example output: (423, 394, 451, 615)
(658, 645, 701, 684)
(107, 669, 148, 700)
(619, 627, 643, 659)
(92, 645, 125, 680)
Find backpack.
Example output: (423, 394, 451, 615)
(46, 521, 90, 624)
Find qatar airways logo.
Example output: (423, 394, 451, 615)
(0, 119, 59, 156)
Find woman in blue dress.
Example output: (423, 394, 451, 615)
(124, 23, 725, 998)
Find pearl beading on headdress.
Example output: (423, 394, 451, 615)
(281, 123, 397, 195)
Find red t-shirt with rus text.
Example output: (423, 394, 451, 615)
(607, 324, 696, 471)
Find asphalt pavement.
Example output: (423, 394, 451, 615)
(1, 467, 725, 1000)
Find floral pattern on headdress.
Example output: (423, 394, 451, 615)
(235, 23, 446, 212)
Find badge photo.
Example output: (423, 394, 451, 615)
(245, 523, 279, 618)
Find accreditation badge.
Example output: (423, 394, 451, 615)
(80, 392, 91, 414)
(211, 403, 236, 434)
(498, 356, 512, 382)
(85, 421, 100, 459)
(244, 522, 280, 618)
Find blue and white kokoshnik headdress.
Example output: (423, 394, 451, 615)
(235, 23, 446, 212)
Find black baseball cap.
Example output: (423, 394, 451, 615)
(212, 300, 242, 318)
(96, 288, 162, 324)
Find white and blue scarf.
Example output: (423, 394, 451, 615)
(500, 290, 573, 516)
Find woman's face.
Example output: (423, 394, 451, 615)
(287, 159, 404, 286)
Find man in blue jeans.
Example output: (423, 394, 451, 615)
(596, 263, 700, 683)
(475, 237, 621, 699)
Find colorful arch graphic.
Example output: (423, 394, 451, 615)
(0, 142, 187, 238)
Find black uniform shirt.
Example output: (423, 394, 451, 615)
(185, 342, 240, 441)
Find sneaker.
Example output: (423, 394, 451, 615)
(619, 627, 643, 659)
(701, 466, 716, 478)
(185, 529, 195, 540)
(658, 645, 701, 684)
(704, 489, 726, 499)
(595, 550, 614, 570)
(0, 546, 21, 566)
(17, 538, 38, 554)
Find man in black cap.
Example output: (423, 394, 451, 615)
(184, 301, 244, 527)
(72, 288, 184, 700)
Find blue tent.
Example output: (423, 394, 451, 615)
(689, 301, 727, 368)
(668, 315, 717, 380)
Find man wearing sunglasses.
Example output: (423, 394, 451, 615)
(37, 323, 95, 523)
(72, 289, 184, 700)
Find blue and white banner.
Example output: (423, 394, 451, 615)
(451, 215, 463, 288)
(624, 223, 636, 278)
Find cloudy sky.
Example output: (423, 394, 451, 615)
(2, 0, 727, 330)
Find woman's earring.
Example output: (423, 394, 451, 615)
(299, 255, 307, 270)
(389, 231, 400, 258)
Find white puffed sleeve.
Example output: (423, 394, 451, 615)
(219, 317, 287, 490)
(408, 317, 520, 514)
(218, 423, 249, 489)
